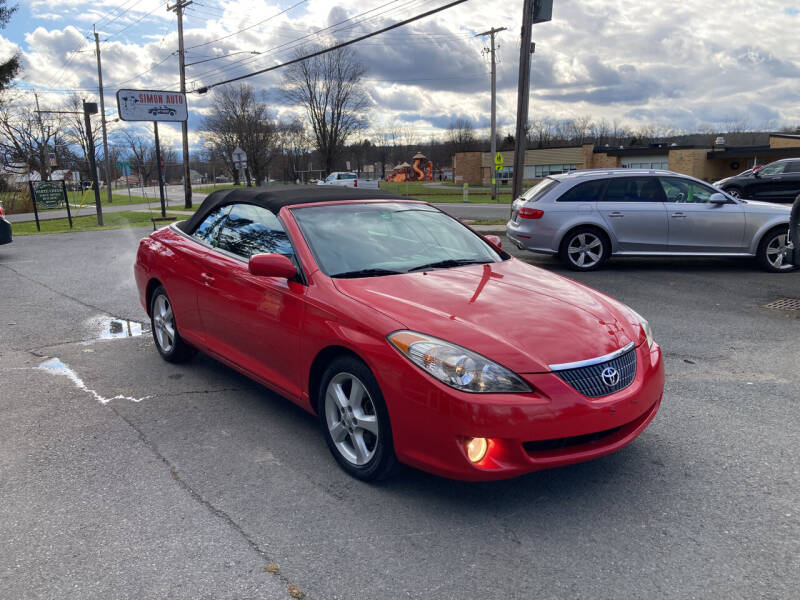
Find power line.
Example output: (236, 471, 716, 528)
(105, 1, 170, 41)
(195, 0, 469, 93)
(184, 0, 307, 51)
(107, 51, 177, 87)
(184, 0, 413, 85)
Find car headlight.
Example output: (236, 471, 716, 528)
(388, 331, 532, 393)
(627, 307, 654, 347)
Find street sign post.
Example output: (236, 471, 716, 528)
(232, 147, 248, 186)
(493, 153, 504, 193)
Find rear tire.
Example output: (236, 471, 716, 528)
(757, 227, 796, 273)
(318, 356, 397, 482)
(559, 227, 610, 271)
(150, 285, 196, 362)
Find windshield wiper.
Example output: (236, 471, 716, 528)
(331, 268, 404, 279)
(407, 258, 494, 272)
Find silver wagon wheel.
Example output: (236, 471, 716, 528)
(764, 232, 793, 271)
(324, 373, 380, 466)
(567, 232, 604, 268)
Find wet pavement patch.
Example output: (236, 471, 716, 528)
(85, 315, 148, 339)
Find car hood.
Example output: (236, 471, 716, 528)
(333, 259, 641, 373)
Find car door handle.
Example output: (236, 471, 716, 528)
(608, 212, 624, 218)
(201, 272, 215, 286)
(671, 212, 687, 218)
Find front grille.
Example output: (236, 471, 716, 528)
(554, 346, 637, 398)
(523, 425, 624, 453)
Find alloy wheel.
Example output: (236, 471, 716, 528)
(765, 232, 793, 271)
(324, 373, 380, 466)
(568, 233, 603, 268)
(152, 294, 176, 353)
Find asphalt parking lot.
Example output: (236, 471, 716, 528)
(1, 225, 799, 599)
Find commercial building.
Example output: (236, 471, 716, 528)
(452, 133, 800, 186)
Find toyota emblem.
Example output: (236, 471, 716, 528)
(601, 367, 620, 387)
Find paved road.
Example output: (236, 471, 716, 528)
(7, 193, 511, 223)
(1, 228, 799, 599)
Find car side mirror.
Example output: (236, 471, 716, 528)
(709, 193, 728, 205)
(248, 253, 297, 279)
(485, 234, 502, 249)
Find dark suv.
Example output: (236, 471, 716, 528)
(714, 158, 800, 202)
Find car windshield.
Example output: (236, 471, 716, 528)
(291, 202, 503, 278)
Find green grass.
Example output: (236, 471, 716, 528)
(466, 219, 508, 226)
(13, 211, 186, 236)
(379, 181, 514, 203)
(192, 183, 239, 194)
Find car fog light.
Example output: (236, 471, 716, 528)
(465, 437, 488, 463)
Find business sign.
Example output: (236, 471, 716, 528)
(116, 89, 188, 122)
(31, 181, 66, 208)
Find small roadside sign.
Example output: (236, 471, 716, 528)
(116, 89, 188, 122)
(494, 152, 504, 171)
(232, 147, 247, 170)
(32, 181, 65, 208)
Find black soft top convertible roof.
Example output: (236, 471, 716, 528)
(178, 185, 408, 233)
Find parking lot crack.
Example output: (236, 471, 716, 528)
(0, 262, 125, 320)
(104, 402, 311, 598)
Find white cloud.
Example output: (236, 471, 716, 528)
(8, 0, 800, 145)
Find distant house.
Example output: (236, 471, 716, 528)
(0, 163, 41, 187)
(182, 169, 203, 184)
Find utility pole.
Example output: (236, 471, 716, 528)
(168, 1, 193, 209)
(512, 0, 535, 204)
(512, 0, 553, 205)
(476, 27, 506, 202)
(82, 101, 104, 226)
(94, 27, 113, 204)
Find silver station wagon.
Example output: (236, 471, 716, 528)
(506, 169, 794, 272)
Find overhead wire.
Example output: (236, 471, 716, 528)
(183, 0, 415, 85)
(194, 0, 470, 92)
(184, 0, 308, 51)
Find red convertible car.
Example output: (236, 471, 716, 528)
(134, 187, 664, 481)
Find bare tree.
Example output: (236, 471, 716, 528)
(446, 118, 476, 153)
(0, 103, 63, 179)
(277, 118, 310, 182)
(202, 83, 280, 186)
(120, 130, 156, 185)
(282, 46, 369, 174)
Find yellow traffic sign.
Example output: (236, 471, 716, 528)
(494, 152, 504, 171)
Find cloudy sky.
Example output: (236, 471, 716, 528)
(4, 0, 800, 150)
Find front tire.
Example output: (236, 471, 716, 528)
(319, 356, 397, 482)
(150, 285, 196, 362)
(757, 227, 796, 272)
(559, 227, 609, 271)
(725, 187, 742, 199)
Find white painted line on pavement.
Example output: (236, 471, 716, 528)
(38, 357, 151, 404)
